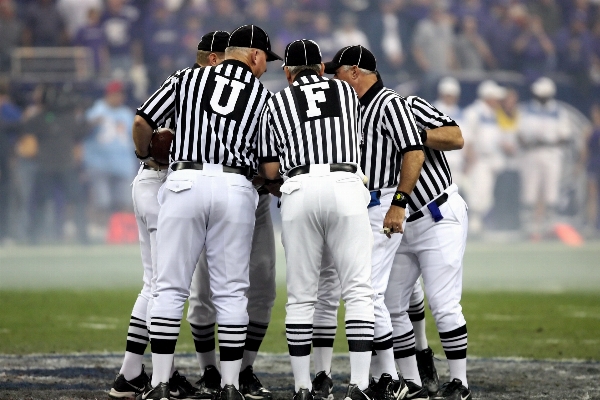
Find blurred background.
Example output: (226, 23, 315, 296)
(0, 0, 599, 246)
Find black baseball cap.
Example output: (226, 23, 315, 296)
(283, 39, 322, 67)
(228, 24, 282, 61)
(198, 31, 230, 52)
(324, 45, 377, 74)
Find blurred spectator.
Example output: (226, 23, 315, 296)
(463, 80, 507, 236)
(56, 0, 103, 40)
(527, 0, 563, 36)
(73, 8, 109, 76)
(83, 81, 136, 237)
(591, 20, 600, 98)
(10, 85, 44, 243)
(143, 4, 181, 88)
(585, 103, 600, 234)
(22, 0, 68, 47)
(452, 0, 490, 24)
(245, 0, 278, 42)
(432, 77, 467, 190)
(364, 0, 405, 73)
(179, 14, 205, 67)
(493, 87, 521, 230)
(554, 12, 593, 97)
(0, 0, 21, 72)
(333, 12, 371, 48)
(0, 81, 21, 244)
(101, 0, 142, 75)
(312, 12, 337, 61)
(513, 14, 556, 81)
(484, 2, 522, 71)
(412, 1, 456, 98)
(517, 77, 571, 240)
(22, 84, 89, 243)
(455, 15, 496, 72)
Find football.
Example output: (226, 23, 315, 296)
(149, 128, 174, 165)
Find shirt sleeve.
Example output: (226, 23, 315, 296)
(257, 100, 279, 163)
(383, 96, 423, 154)
(136, 72, 178, 130)
(408, 95, 457, 129)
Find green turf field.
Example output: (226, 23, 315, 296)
(0, 288, 598, 360)
(1, 241, 599, 359)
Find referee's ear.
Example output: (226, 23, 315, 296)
(284, 66, 293, 85)
(319, 63, 325, 77)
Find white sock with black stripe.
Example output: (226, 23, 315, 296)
(190, 322, 217, 375)
(287, 324, 313, 392)
(408, 298, 428, 351)
(242, 321, 268, 370)
(393, 329, 421, 386)
(371, 332, 398, 380)
(346, 320, 374, 390)
(149, 316, 181, 386)
(312, 325, 336, 374)
(218, 324, 247, 388)
(120, 315, 149, 381)
(440, 325, 468, 388)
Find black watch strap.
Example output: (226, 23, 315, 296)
(391, 191, 409, 208)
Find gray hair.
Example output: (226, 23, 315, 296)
(287, 64, 321, 76)
(342, 65, 375, 75)
(225, 46, 255, 58)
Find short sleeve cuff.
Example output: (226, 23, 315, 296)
(136, 109, 158, 131)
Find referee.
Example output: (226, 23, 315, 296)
(320, 45, 428, 400)
(133, 24, 281, 400)
(258, 39, 374, 400)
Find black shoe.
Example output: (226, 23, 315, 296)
(365, 373, 407, 400)
(239, 366, 272, 400)
(415, 348, 439, 395)
(109, 365, 150, 398)
(431, 379, 471, 400)
(311, 371, 333, 400)
(344, 384, 371, 400)
(293, 388, 315, 400)
(404, 380, 428, 400)
(195, 365, 222, 399)
(137, 382, 170, 400)
(169, 371, 203, 399)
(220, 384, 244, 400)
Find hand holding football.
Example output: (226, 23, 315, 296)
(149, 128, 174, 165)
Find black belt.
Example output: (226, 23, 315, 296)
(257, 186, 270, 196)
(407, 192, 448, 222)
(171, 161, 251, 178)
(143, 164, 167, 171)
(287, 163, 357, 178)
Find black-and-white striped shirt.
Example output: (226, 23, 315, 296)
(404, 95, 458, 211)
(258, 71, 361, 175)
(359, 80, 423, 192)
(137, 60, 270, 171)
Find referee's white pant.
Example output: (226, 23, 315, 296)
(280, 166, 374, 391)
(150, 164, 258, 386)
(312, 187, 404, 378)
(187, 193, 276, 363)
(385, 184, 469, 384)
(120, 167, 166, 365)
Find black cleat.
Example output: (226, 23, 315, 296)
(365, 373, 407, 400)
(344, 384, 371, 400)
(239, 366, 272, 400)
(136, 382, 170, 400)
(293, 388, 316, 400)
(404, 380, 428, 400)
(431, 379, 471, 400)
(220, 384, 244, 400)
(169, 370, 203, 399)
(312, 371, 334, 400)
(195, 365, 222, 399)
(109, 365, 150, 399)
(415, 348, 439, 395)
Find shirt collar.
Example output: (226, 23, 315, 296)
(222, 59, 253, 74)
(359, 78, 384, 107)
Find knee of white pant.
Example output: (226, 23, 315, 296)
(314, 301, 339, 326)
(431, 307, 466, 333)
(213, 294, 249, 326)
(286, 302, 316, 325)
(247, 298, 275, 323)
(390, 312, 413, 337)
(409, 283, 424, 306)
(131, 294, 150, 321)
(187, 300, 217, 326)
